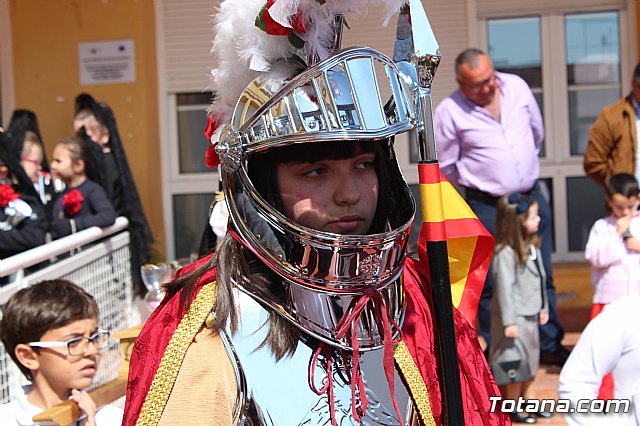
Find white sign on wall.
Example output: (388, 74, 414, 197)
(78, 39, 136, 85)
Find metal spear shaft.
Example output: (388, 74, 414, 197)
(394, 1, 464, 424)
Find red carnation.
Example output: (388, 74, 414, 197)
(0, 184, 19, 209)
(204, 145, 220, 169)
(262, 0, 306, 36)
(204, 114, 220, 141)
(263, 5, 292, 35)
(204, 114, 221, 169)
(291, 12, 307, 34)
(62, 189, 84, 217)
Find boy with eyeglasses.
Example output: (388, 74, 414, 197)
(0, 279, 123, 425)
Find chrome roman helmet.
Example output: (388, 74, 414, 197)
(215, 45, 418, 351)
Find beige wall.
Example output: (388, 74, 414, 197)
(9, 0, 165, 258)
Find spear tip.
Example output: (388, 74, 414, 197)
(393, 0, 441, 87)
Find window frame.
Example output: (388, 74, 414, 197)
(476, 4, 635, 261)
(163, 92, 218, 260)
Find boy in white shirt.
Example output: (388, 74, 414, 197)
(0, 279, 123, 425)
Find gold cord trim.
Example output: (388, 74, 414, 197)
(394, 341, 436, 426)
(136, 281, 217, 426)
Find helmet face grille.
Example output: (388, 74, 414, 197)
(234, 273, 406, 351)
(219, 47, 415, 162)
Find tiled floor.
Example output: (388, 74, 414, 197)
(508, 262, 589, 425)
(525, 332, 581, 426)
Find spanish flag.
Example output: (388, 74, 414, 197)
(416, 163, 493, 326)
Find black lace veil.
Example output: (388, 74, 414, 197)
(0, 131, 39, 199)
(5, 109, 50, 172)
(75, 93, 154, 293)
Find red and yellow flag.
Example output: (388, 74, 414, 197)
(416, 163, 494, 326)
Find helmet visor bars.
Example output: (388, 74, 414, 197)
(222, 46, 415, 159)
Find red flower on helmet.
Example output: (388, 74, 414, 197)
(204, 114, 221, 169)
(62, 189, 84, 217)
(0, 184, 19, 209)
(205, 145, 220, 169)
(290, 12, 307, 34)
(263, 0, 293, 36)
(257, 0, 307, 41)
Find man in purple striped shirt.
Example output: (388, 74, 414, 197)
(434, 48, 569, 367)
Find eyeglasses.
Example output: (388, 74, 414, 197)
(28, 330, 110, 356)
(462, 73, 496, 92)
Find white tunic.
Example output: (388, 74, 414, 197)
(558, 295, 640, 425)
(228, 290, 412, 425)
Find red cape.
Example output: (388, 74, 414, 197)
(123, 256, 507, 425)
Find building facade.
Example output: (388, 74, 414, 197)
(1, 0, 638, 261)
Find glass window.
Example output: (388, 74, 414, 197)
(177, 92, 213, 174)
(565, 11, 621, 156)
(488, 17, 542, 87)
(177, 93, 211, 106)
(172, 192, 215, 260)
(568, 88, 620, 157)
(539, 178, 555, 252)
(487, 16, 545, 156)
(566, 176, 607, 252)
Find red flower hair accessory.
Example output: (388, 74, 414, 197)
(62, 189, 84, 217)
(0, 184, 19, 209)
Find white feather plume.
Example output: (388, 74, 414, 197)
(207, 0, 407, 140)
(207, 0, 298, 132)
(268, 0, 407, 59)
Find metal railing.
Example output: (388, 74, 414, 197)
(0, 217, 140, 404)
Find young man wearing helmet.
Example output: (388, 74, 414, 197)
(124, 1, 506, 425)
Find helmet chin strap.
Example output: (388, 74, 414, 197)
(309, 287, 404, 426)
